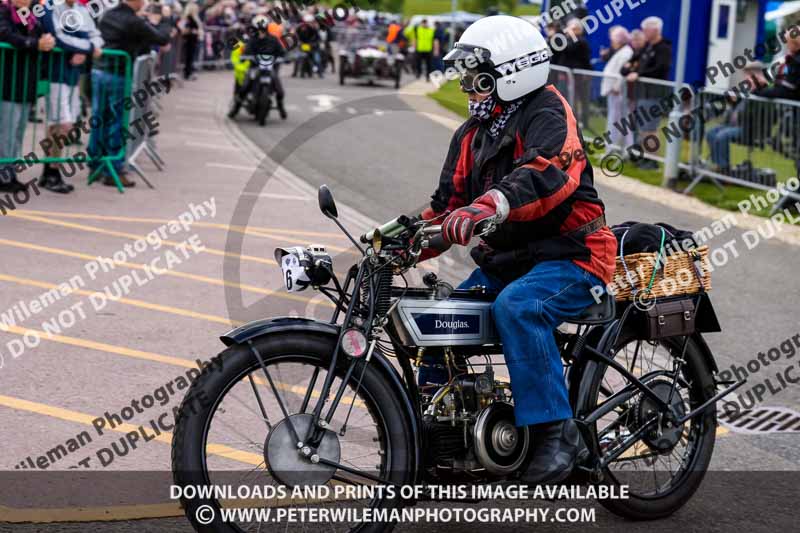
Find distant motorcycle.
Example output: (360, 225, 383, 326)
(229, 55, 284, 126)
(295, 43, 321, 79)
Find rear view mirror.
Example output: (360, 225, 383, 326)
(318, 185, 338, 219)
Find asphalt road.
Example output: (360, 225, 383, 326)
(1, 65, 798, 533)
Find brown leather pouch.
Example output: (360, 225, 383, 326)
(645, 299, 696, 339)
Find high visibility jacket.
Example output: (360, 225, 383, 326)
(403, 24, 416, 47)
(268, 22, 283, 39)
(231, 42, 251, 87)
(416, 26, 435, 53)
(387, 23, 401, 43)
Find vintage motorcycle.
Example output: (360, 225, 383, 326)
(172, 186, 742, 532)
(229, 55, 284, 126)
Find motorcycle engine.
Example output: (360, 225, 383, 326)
(421, 366, 530, 479)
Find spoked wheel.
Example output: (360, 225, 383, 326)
(579, 334, 717, 520)
(172, 333, 414, 532)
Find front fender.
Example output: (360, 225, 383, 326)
(220, 317, 421, 481)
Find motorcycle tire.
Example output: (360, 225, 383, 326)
(578, 334, 717, 520)
(255, 86, 271, 127)
(171, 332, 415, 533)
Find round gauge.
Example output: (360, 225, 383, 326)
(341, 329, 368, 358)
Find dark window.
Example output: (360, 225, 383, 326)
(717, 5, 731, 39)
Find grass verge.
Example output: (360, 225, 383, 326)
(403, 1, 540, 17)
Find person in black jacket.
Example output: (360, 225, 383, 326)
(229, 17, 287, 120)
(625, 16, 672, 170)
(0, 0, 55, 192)
(562, 19, 592, 130)
(87, 0, 170, 188)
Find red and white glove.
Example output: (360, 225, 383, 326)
(441, 191, 508, 246)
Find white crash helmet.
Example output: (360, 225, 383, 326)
(444, 15, 550, 102)
(252, 15, 269, 31)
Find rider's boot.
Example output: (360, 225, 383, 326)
(518, 419, 588, 485)
(277, 98, 287, 120)
(228, 96, 242, 119)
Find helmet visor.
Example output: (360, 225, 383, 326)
(443, 43, 492, 69)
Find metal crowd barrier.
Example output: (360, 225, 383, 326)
(548, 65, 575, 106)
(198, 26, 235, 70)
(544, 65, 799, 210)
(685, 88, 800, 209)
(0, 42, 131, 191)
(127, 52, 165, 189)
(158, 32, 184, 87)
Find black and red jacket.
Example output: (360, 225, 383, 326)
(428, 85, 617, 285)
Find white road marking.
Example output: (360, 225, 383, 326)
(206, 162, 257, 172)
(241, 192, 309, 201)
(185, 141, 239, 151)
(307, 94, 342, 112)
(179, 126, 229, 135)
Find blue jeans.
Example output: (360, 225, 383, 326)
(706, 125, 742, 168)
(418, 261, 604, 427)
(88, 69, 127, 174)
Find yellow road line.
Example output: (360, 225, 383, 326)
(0, 274, 240, 327)
(0, 394, 263, 467)
(6, 212, 276, 266)
(0, 238, 334, 309)
(0, 502, 184, 523)
(0, 324, 364, 409)
(1, 324, 200, 368)
(16, 209, 348, 240)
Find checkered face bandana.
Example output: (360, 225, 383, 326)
(487, 100, 523, 139)
(468, 95, 497, 122)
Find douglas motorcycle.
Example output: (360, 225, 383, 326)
(172, 186, 743, 532)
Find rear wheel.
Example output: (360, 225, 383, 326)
(172, 333, 414, 532)
(578, 334, 717, 520)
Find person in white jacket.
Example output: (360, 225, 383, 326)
(601, 26, 634, 155)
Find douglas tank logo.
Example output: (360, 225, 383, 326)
(435, 319, 470, 330)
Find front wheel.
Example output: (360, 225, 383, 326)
(255, 85, 271, 126)
(578, 334, 717, 520)
(172, 332, 415, 532)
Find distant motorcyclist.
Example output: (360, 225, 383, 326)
(418, 16, 616, 485)
(229, 15, 287, 120)
(293, 15, 323, 78)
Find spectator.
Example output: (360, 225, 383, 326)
(560, 19, 591, 70)
(707, 63, 769, 175)
(415, 19, 435, 81)
(562, 20, 591, 129)
(756, 27, 800, 101)
(0, 0, 55, 193)
(625, 16, 672, 170)
(601, 26, 634, 155)
(545, 23, 564, 66)
(432, 21, 446, 73)
(630, 29, 646, 55)
(39, 0, 103, 194)
(89, 0, 171, 188)
(180, 2, 204, 81)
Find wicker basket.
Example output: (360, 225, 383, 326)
(613, 246, 712, 301)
